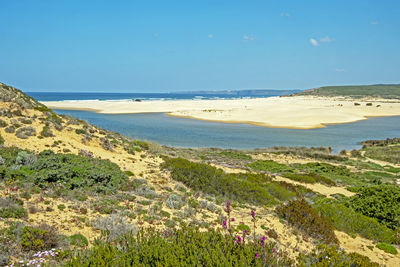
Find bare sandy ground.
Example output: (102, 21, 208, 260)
(42, 96, 400, 129)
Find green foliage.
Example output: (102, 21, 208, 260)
(64, 226, 290, 266)
(162, 157, 284, 206)
(0, 197, 27, 219)
(293, 162, 361, 185)
(70, 234, 89, 247)
(20, 225, 59, 251)
(0, 134, 4, 145)
(218, 150, 252, 160)
(75, 128, 86, 135)
(248, 160, 295, 173)
(283, 172, 335, 185)
(314, 198, 396, 243)
(58, 204, 66, 211)
(40, 125, 54, 137)
(30, 150, 128, 193)
(0, 119, 7, 128)
(294, 84, 400, 99)
(363, 145, 400, 164)
(298, 244, 379, 267)
(350, 185, 400, 230)
(34, 106, 53, 113)
(376, 243, 398, 255)
(276, 198, 338, 244)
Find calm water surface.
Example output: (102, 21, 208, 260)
(54, 110, 400, 153)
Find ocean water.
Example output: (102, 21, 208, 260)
(27, 91, 293, 101)
(54, 109, 400, 153)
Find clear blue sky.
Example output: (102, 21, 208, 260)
(0, 0, 399, 92)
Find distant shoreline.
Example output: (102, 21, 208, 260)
(42, 96, 400, 130)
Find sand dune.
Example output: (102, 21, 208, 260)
(42, 96, 400, 129)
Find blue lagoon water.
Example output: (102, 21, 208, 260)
(29, 92, 399, 152)
(54, 109, 400, 153)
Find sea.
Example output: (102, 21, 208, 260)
(27, 92, 400, 153)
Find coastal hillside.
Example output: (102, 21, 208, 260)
(290, 84, 400, 99)
(1, 82, 400, 266)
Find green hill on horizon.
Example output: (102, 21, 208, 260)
(292, 84, 400, 99)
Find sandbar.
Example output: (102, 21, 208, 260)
(42, 96, 400, 129)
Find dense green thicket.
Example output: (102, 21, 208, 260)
(363, 145, 400, 164)
(283, 173, 335, 186)
(314, 199, 396, 244)
(0, 147, 128, 193)
(276, 198, 338, 244)
(161, 157, 298, 205)
(64, 226, 290, 267)
(349, 185, 400, 230)
(248, 160, 295, 173)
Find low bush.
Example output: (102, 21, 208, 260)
(0, 134, 4, 145)
(69, 234, 89, 247)
(350, 185, 400, 230)
(314, 198, 396, 243)
(40, 125, 54, 137)
(363, 145, 400, 164)
(15, 126, 36, 139)
(298, 244, 378, 266)
(92, 213, 137, 242)
(64, 226, 291, 266)
(20, 224, 60, 251)
(30, 150, 128, 193)
(162, 157, 279, 206)
(0, 119, 7, 128)
(283, 173, 336, 185)
(376, 243, 398, 255)
(0, 197, 27, 219)
(276, 198, 338, 244)
(218, 150, 252, 160)
(248, 160, 295, 173)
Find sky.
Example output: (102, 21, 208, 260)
(0, 0, 399, 92)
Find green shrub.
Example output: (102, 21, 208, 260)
(69, 233, 89, 247)
(314, 198, 396, 243)
(298, 244, 378, 267)
(0, 197, 27, 219)
(0, 134, 4, 145)
(376, 243, 398, 255)
(0, 119, 7, 128)
(162, 157, 278, 206)
(363, 145, 400, 164)
(58, 204, 66, 211)
(64, 226, 291, 266)
(40, 125, 54, 137)
(20, 224, 59, 251)
(276, 198, 338, 244)
(218, 150, 252, 160)
(283, 172, 335, 185)
(124, 170, 134, 176)
(30, 150, 128, 193)
(75, 129, 86, 135)
(350, 185, 400, 230)
(248, 160, 295, 173)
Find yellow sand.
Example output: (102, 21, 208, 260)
(42, 96, 400, 129)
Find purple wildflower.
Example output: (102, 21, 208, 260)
(272, 248, 279, 255)
(251, 210, 255, 219)
(255, 252, 259, 259)
(261, 236, 267, 248)
(231, 218, 235, 222)
(226, 200, 231, 213)
(222, 220, 227, 229)
(236, 235, 242, 244)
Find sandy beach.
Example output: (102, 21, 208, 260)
(42, 96, 400, 129)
